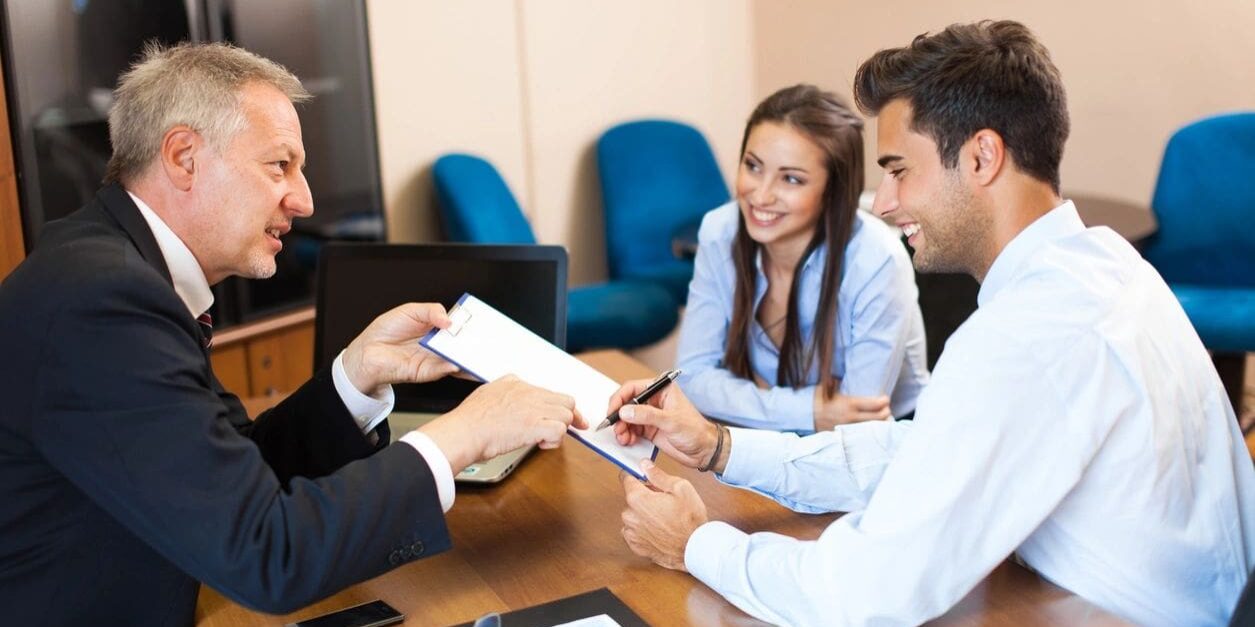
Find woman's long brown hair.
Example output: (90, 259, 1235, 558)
(723, 84, 865, 399)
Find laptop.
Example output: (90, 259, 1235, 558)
(314, 243, 568, 483)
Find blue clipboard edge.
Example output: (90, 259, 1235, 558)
(417, 293, 658, 482)
(567, 429, 659, 481)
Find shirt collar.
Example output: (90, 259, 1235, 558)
(754, 210, 865, 274)
(128, 191, 215, 318)
(753, 238, 831, 275)
(977, 199, 1085, 307)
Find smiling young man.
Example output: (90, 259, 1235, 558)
(0, 43, 584, 626)
(609, 21, 1255, 625)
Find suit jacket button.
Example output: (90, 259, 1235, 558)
(411, 541, 424, 556)
(388, 550, 401, 565)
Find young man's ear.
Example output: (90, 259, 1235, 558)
(159, 126, 201, 192)
(967, 129, 1006, 187)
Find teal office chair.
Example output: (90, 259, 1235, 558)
(597, 119, 730, 304)
(432, 153, 679, 352)
(1141, 112, 1255, 414)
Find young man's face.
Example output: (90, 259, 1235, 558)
(186, 81, 313, 284)
(872, 99, 990, 276)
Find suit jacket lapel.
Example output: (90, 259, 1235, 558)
(96, 184, 218, 354)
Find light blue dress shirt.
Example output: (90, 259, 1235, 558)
(677, 201, 930, 431)
(683, 201, 1255, 626)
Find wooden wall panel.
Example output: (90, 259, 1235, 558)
(0, 46, 26, 283)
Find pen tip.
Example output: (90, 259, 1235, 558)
(594, 418, 611, 431)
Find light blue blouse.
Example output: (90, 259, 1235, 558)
(676, 201, 929, 431)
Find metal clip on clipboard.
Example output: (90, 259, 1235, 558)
(447, 303, 472, 336)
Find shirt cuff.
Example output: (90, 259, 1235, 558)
(332, 350, 395, 434)
(398, 430, 456, 512)
(685, 520, 745, 588)
(719, 427, 790, 486)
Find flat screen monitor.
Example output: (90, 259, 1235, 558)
(314, 243, 567, 413)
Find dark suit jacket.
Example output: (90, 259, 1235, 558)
(0, 185, 451, 626)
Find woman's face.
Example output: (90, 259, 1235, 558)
(735, 121, 829, 255)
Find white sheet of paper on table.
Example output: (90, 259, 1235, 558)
(550, 615, 621, 627)
(420, 293, 658, 480)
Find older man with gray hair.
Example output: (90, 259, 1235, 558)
(0, 42, 584, 626)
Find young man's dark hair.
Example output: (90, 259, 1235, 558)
(853, 20, 1069, 193)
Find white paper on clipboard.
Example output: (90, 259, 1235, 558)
(419, 293, 658, 480)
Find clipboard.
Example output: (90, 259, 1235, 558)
(420, 294, 659, 480)
(451, 587, 647, 627)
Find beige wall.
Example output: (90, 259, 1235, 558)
(519, 1, 752, 285)
(366, 2, 531, 250)
(366, 0, 751, 286)
(365, 1, 1251, 284)
(752, 0, 1255, 207)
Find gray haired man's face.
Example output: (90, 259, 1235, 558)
(185, 82, 314, 285)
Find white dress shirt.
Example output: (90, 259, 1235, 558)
(677, 202, 930, 429)
(684, 201, 1255, 626)
(130, 192, 455, 512)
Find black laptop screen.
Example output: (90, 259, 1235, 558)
(315, 243, 567, 413)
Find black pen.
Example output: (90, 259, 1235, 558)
(595, 368, 681, 431)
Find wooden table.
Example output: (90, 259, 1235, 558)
(199, 350, 1127, 626)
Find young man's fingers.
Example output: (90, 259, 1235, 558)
(608, 379, 654, 411)
(617, 404, 671, 431)
(642, 460, 683, 493)
(614, 423, 639, 446)
(621, 469, 650, 495)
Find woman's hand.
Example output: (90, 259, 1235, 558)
(813, 389, 891, 431)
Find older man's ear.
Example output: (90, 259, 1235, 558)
(158, 126, 202, 192)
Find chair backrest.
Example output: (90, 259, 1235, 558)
(1142, 112, 1255, 287)
(596, 119, 729, 279)
(432, 153, 536, 244)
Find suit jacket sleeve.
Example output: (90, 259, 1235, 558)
(214, 364, 392, 484)
(30, 268, 451, 613)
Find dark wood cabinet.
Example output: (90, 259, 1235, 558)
(210, 308, 315, 400)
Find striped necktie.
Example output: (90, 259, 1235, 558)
(196, 312, 214, 349)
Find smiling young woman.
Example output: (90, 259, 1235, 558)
(674, 84, 930, 433)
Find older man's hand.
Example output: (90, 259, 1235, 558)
(619, 461, 708, 571)
(341, 302, 459, 396)
(421, 375, 586, 473)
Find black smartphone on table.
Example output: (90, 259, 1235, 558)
(285, 599, 404, 627)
